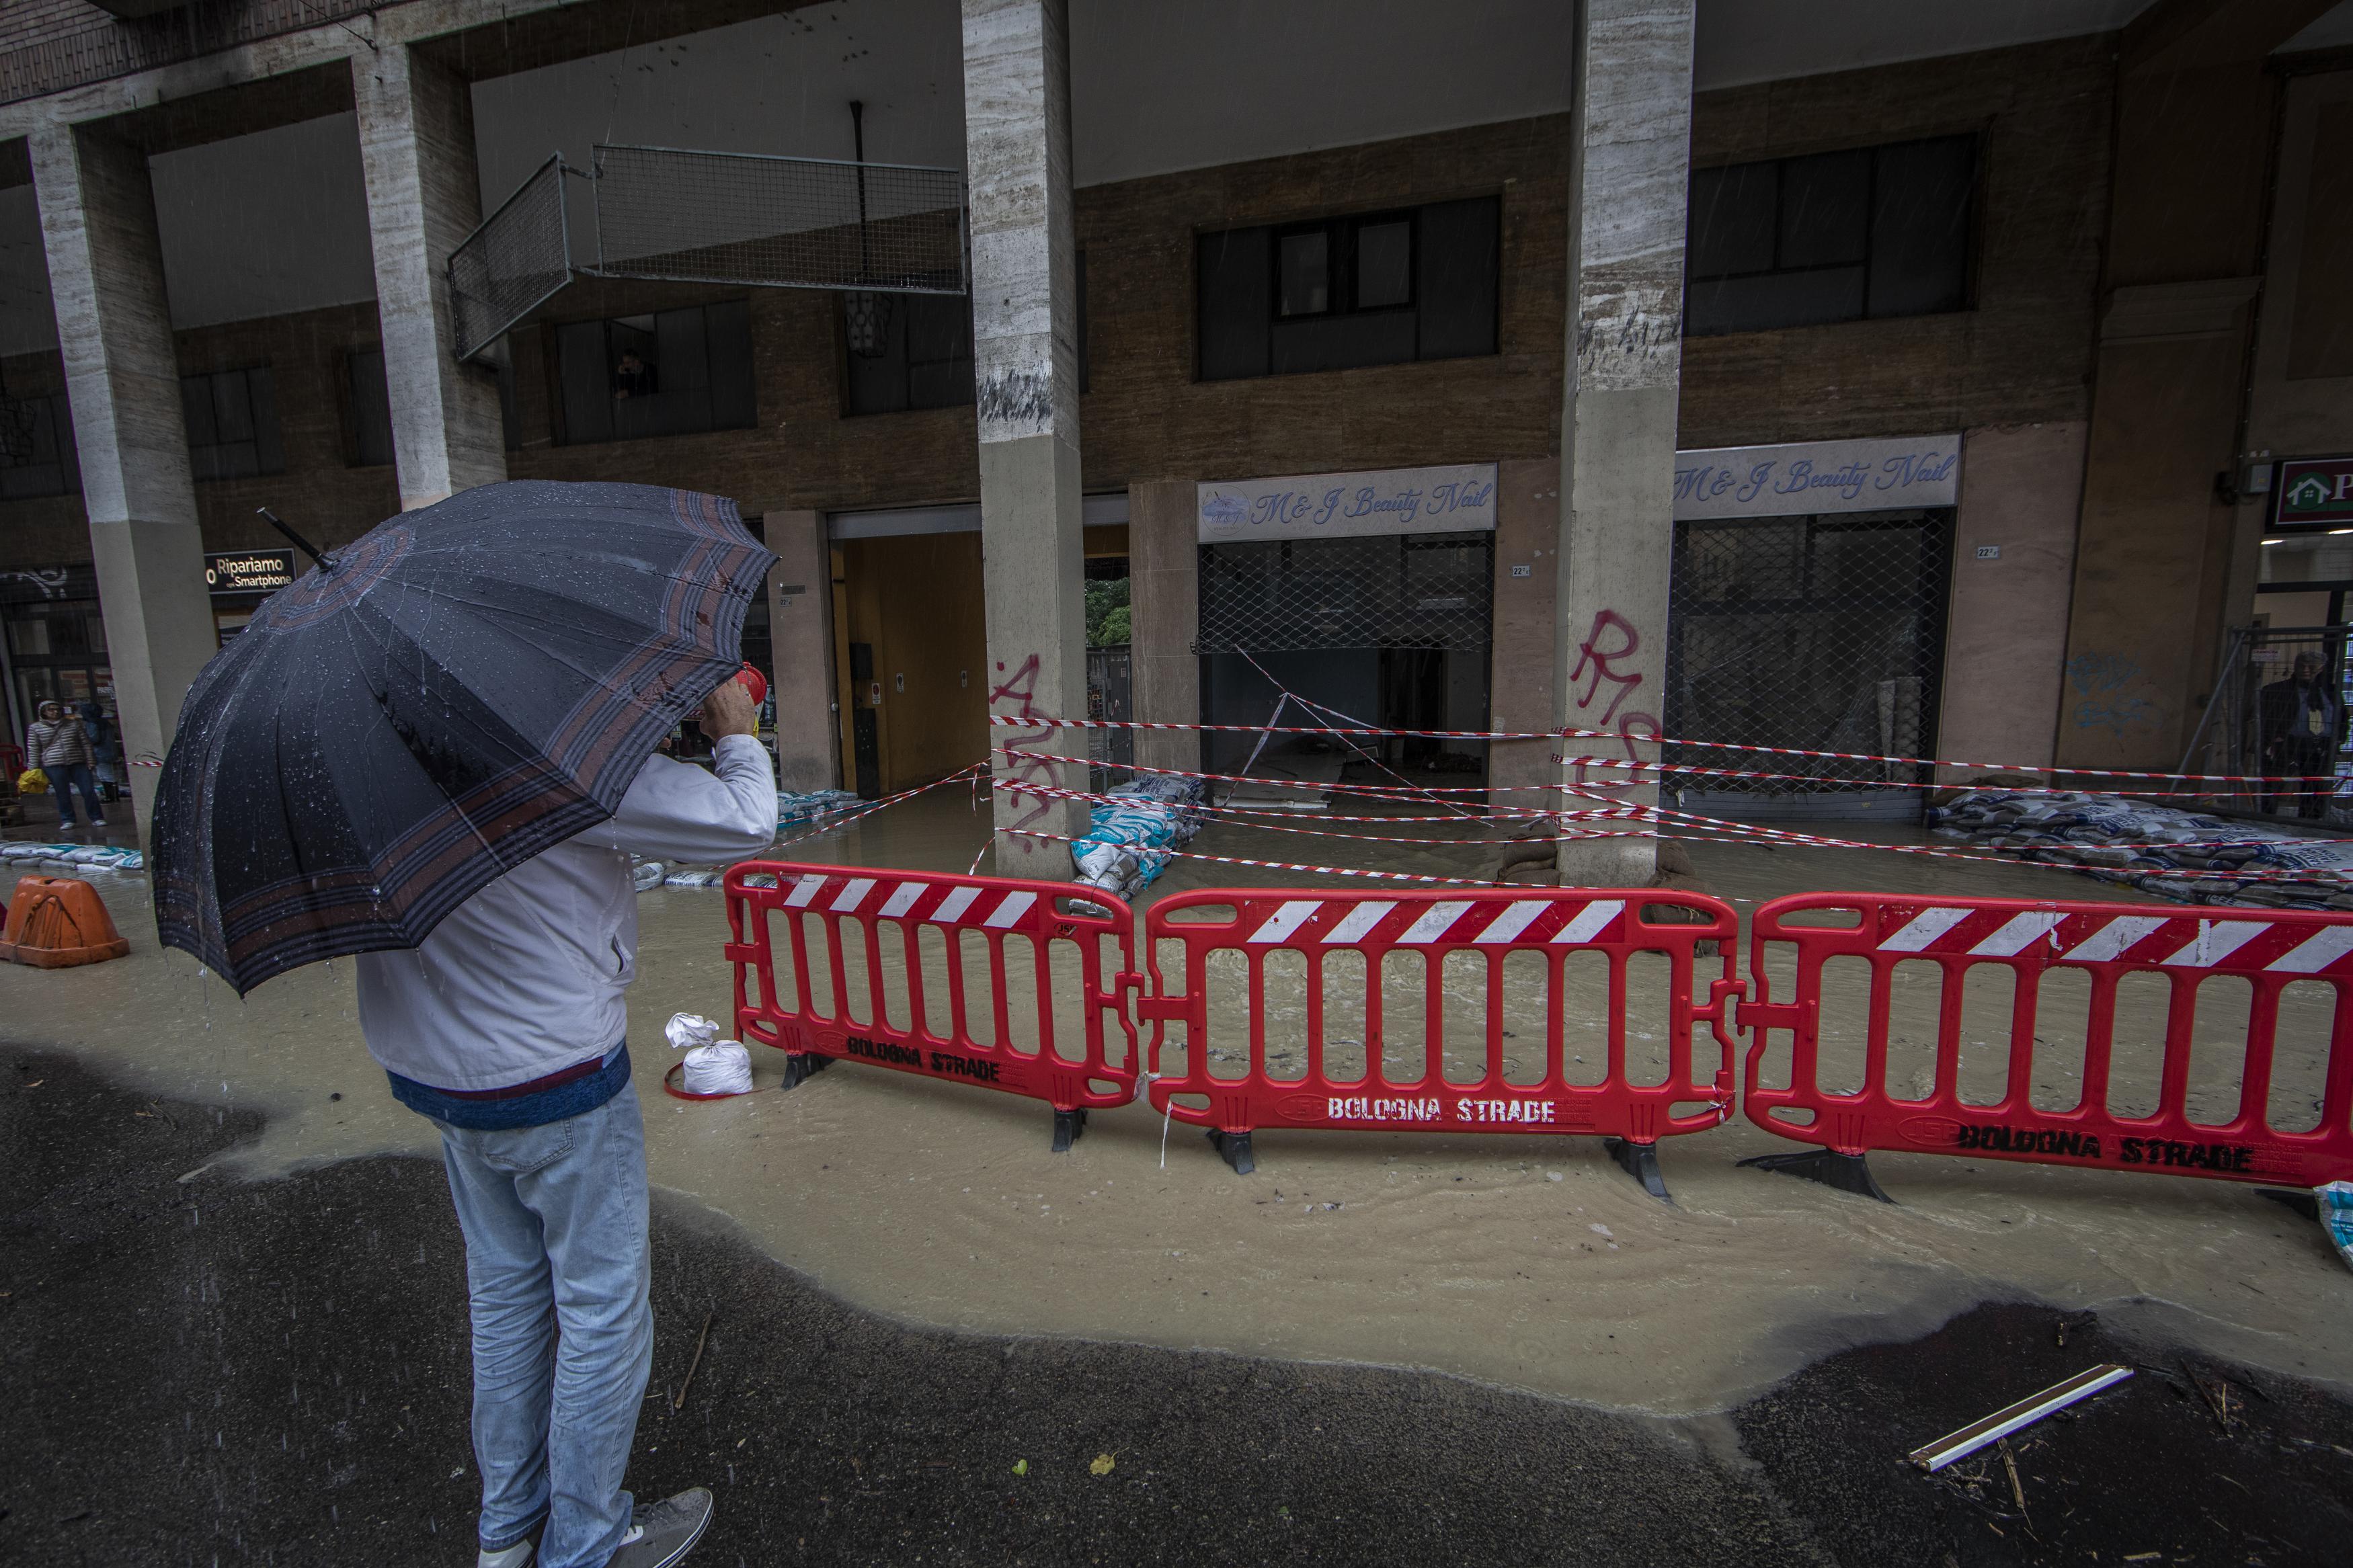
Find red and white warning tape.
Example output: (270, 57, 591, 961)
(988, 712, 2342, 784)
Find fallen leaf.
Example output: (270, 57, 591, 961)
(1011, 1459, 1028, 1477)
(1090, 1453, 1115, 1476)
(24, 1080, 41, 1089)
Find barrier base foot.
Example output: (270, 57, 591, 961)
(781, 1052, 832, 1091)
(1738, 1148, 1893, 1204)
(1603, 1137, 1673, 1205)
(2259, 1186, 2319, 1221)
(1052, 1106, 1088, 1153)
(1207, 1128, 1255, 1175)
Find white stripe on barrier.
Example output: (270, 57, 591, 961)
(2063, 915, 2167, 963)
(1400, 901, 1473, 944)
(1550, 899, 1625, 945)
(1474, 900, 1549, 945)
(932, 885, 982, 923)
(1249, 900, 1322, 944)
(830, 877, 875, 913)
(2159, 920, 2263, 968)
(1322, 902, 1397, 944)
(879, 882, 924, 919)
(984, 890, 1037, 929)
(1880, 907, 1972, 952)
(785, 873, 827, 909)
(1969, 911, 2066, 957)
(2268, 925, 2353, 975)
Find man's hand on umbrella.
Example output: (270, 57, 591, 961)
(700, 678, 758, 739)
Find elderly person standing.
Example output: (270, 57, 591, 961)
(26, 698, 106, 831)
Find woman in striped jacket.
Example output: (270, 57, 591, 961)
(26, 699, 107, 830)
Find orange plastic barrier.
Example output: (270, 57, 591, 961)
(1138, 886, 1742, 1198)
(1739, 893, 2353, 1200)
(723, 861, 1140, 1149)
(0, 875, 130, 968)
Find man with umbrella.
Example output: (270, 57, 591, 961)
(153, 483, 781, 1568)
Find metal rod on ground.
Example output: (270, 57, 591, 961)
(1907, 1365, 2134, 1472)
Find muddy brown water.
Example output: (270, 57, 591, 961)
(8, 791, 2350, 1414)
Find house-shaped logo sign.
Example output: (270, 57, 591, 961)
(2283, 473, 2336, 512)
(2271, 456, 2353, 530)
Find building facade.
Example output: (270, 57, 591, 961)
(2, 0, 2350, 866)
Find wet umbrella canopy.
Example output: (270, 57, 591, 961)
(151, 480, 776, 995)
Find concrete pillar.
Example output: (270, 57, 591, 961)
(29, 120, 218, 838)
(763, 510, 841, 794)
(962, 0, 1088, 872)
(1127, 479, 1201, 780)
(1553, 0, 1696, 888)
(1489, 458, 1560, 797)
(352, 45, 506, 511)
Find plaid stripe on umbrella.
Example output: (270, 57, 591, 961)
(151, 481, 776, 995)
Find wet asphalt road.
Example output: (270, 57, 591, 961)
(4, 1050, 2349, 1568)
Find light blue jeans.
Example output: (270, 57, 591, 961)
(437, 1079, 653, 1568)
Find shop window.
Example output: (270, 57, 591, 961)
(842, 292, 977, 417)
(181, 367, 284, 481)
(1197, 196, 1500, 382)
(555, 301, 757, 446)
(1685, 134, 1977, 337)
(0, 394, 77, 500)
(345, 347, 396, 468)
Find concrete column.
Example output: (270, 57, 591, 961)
(1127, 479, 1201, 780)
(352, 45, 506, 511)
(763, 510, 841, 794)
(29, 120, 219, 838)
(1489, 458, 1560, 797)
(1552, 0, 1696, 888)
(963, 0, 1088, 872)
(1939, 423, 2088, 780)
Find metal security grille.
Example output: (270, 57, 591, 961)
(1665, 509, 1951, 792)
(592, 145, 967, 294)
(1197, 533, 1494, 653)
(2176, 626, 2353, 825)
(448, 155, 571, 363)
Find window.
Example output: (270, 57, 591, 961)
(181, 367, 284, 480)
(1197, 196, 1498, 381)
(0, 394, 77, 500)
(1685, 134, 1977, 336)
(841, 292, 976, 417)
(346, 347, 396, 468)
(555, 301, 756, 446)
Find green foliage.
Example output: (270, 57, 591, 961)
(1085, 576, 1131, 647)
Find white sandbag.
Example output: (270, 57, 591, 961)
(681, 1038, 754, 1096)
(633, 860, 666, 891)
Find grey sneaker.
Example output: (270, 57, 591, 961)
(606, 1488, 713, 1568)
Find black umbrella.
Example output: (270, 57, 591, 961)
(152, 480, 776, 995)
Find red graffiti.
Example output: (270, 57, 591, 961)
(988, 655, 1056, 835)
(1570, 608, 1643, 725)
(1566, 610, 1659, 788)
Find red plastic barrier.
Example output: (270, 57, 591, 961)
(1139, 886, 1742, 1197)
(723, 861, 1140, 1149)
(1740, 894, 2353, 1199)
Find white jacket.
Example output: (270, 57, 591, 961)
(356, 735, 776, 1093)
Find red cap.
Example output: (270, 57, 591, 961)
(733, 663, 768, 706)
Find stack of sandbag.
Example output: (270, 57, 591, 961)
(1070, 777, 1206, 899)
(0, 841, 145, 875)
(777, 788, 862, 827)
(1926, 788, 2353, 911)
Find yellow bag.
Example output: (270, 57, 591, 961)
(17, 768, 47, 794)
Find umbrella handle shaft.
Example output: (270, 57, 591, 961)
(258, 508, 327, 568)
